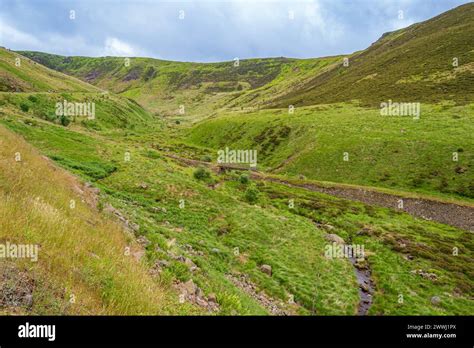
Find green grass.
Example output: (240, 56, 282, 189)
(0, 48, 99, 93)
(272, 3, 474, 108)
(1, 109, 472, 315)
(186, 103, 474, 201)
(1, 3, 473, 316)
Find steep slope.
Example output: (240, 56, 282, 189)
(0, 125, 186, 314)
(0, 47, 100, 93)
(0, 49, 157, 132)
(272, 3, 474, 107)
(0, 92, 156, 132)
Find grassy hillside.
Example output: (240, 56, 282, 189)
(186, 103, 474, 201)
(272, 3, 474, 107)
(0, 47, 99, 93)
(1, 3, 473, 316)
(18, 51, 341, 120)
(2, 111, 472, 315)
(0, 91, 156, 132)
(0, 125, 194, 315)
(18, 3, 474, 114)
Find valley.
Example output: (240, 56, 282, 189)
(0, 3, 473, 317)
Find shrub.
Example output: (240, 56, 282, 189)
(20, 103, 29, 112)
(239, 174, 249, 184)
(201, 155, 212, 163)
(46, 111, 57, 122)
(244, 184, 259, 203)
(60, 115, 71, 127)
(27, 95, 38, 103)
(143, 66, 157, 82)
(193, 167, 211, 180)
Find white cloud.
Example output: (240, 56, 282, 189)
(103, 37, 137, 57)
(0, 19, 41, 48)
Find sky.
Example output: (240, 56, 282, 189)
(0, 0, 471, 62)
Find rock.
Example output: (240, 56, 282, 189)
(260, 264, 272, 276)
(325, 233, 345, 245)
(431, 296, 441, 306)
(354, 259, 368, 270)
(196, 287, 204, 298)
(322, 224, 335, 231)
(196, 297, 208, 307)
(208, 293, 217, 303)
(25, 294, 33, 308)
(411, 269, 438, 281)
(157, 259, 169, 268)
(182, 279, 197, 296)
(184, 258, 198, 272)
(211, 248, 220, 254)
(138, 182, 148, 189)
(129, 222, 140, 233)
(136, 235, 150, 248)
(173, 254, 186, 262)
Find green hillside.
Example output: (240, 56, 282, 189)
(3, 102, 473, 315)
(186, 102, 474, 200)
(1, 3, 473, 316)
(0, 47, 100, 93)
(272, 3, 474, 107)
(17, 51, 341, 120)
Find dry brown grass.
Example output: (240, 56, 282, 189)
(0, 125, 175, 314)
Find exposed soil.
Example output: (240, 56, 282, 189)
(263, 178, 474, 232)
(227, 273, 296, 315)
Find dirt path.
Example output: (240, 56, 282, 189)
(262, 177, 474, 232)
(164, 153, 474, 232)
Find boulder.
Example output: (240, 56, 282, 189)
(184, 257, 198, 272)
(325, 234, 345, 245)
(260, 264, 272, 276)
(182, 279, 197, 296)
(208, 293, 217, 303)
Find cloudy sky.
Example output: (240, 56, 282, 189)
(0, 0, 470, 62)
